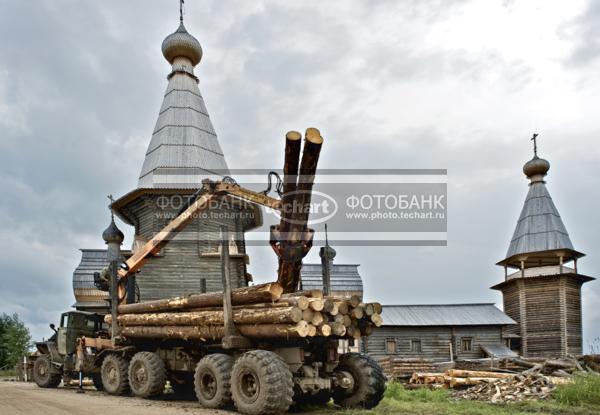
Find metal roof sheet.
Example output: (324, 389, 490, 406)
(381, 304, 516, 326)
(300, 264, 363, 292)
(481, 343, 519, 358)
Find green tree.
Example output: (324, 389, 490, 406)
(0, 313, 32, 369)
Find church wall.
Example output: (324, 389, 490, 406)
(565, 278, 584, 355)
(122, 193, 252, 302)
(501, 282, 521, 337)
(364, 325, 505, 362)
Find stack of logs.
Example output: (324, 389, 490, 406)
(106, 283, 382, 342)
(410, 369, 517, 389)
(452, 372, 562, 403)
(505, 355, 600, 377)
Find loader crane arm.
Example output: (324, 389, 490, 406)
(115, 179, 281, 303)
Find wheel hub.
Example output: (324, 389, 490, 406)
(108, 365, 118, 384)
(200, 371, 217, 399)
(133, 363, 148, 385)
(240, 370, 260, 402)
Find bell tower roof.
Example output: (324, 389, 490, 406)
(137, 14, 229, 189)
(497, 135, 584, 269)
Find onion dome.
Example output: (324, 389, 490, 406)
(523, 155, 550, 180)
(103, 216, 124, 245)
(320, 244, 337, 261)
(161, 23, 203, 66)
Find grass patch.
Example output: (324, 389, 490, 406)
(0, 370, 16, 377)
(553, 374, 600, 406)
(313, 381, 600, 415)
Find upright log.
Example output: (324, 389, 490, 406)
(117, 283, 283, 314)
(276, 128, 323, 293)
(280, 130, 302, 236)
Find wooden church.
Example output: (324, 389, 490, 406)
(73, 19, 261, 311)
(492, 141, 594, 358)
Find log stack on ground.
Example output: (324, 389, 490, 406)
(108, 286, 382, 342)
(410, 368, 568, 402)
(452, 373, 558, 403)
(410, 369, 517, 389)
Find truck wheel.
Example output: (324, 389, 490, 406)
(194, 354, 233, 408)
(332, 353, 386, 409)
(91, 373, 104, 391)
(128, 351, 166, 398)
(101, 354, 130, 395)
(33, 355, 61, 388)
(231, 350, 293, 415)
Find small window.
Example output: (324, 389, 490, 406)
(461, 338, 473, 352)
(410, 339, 422, 353)
(385, 338, 397, 354)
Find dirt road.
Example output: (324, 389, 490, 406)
(0, 381, 233, 415)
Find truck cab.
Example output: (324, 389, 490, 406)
(56, 311, 107, 355)
(33, 310, 107, 389)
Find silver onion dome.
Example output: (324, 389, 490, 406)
(161, 23, 203, 66)
(523, 155, 550, 178)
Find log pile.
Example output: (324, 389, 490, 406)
(452, 373, 557, 403)
(410, 356, 600, 402)
(505, 355, 600, 377)
(108, 286, 382, 342)
(410, 369, 516, 389)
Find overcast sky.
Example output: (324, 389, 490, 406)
(1, 0, 599, 350)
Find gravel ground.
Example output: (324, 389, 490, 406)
(0, 380, 238, 415)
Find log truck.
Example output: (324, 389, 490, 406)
(32, 129, 386, 415)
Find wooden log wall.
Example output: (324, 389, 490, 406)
(116, 192, 256, 302)
(364, 325, 505, 362)
(498, 275, 586, 358)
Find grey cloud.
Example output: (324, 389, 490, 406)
(0, 1, 598, 348)
(566, 0, 600, 65)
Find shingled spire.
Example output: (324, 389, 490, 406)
(138, 19, 229, 188)
(497, 137, 583, 269)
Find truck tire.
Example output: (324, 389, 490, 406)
(101, 354, 130, 395)
(231, 350, 293, 415)
(194, 354, 233, 408)
(332, 353, 386, 409)
(33, 355, 61, 388)
(128, 351, 166, 398)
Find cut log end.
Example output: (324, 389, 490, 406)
(319, 324, 332, 337)
(286, 130, 302, 141)
(305, 127, 323, 144)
